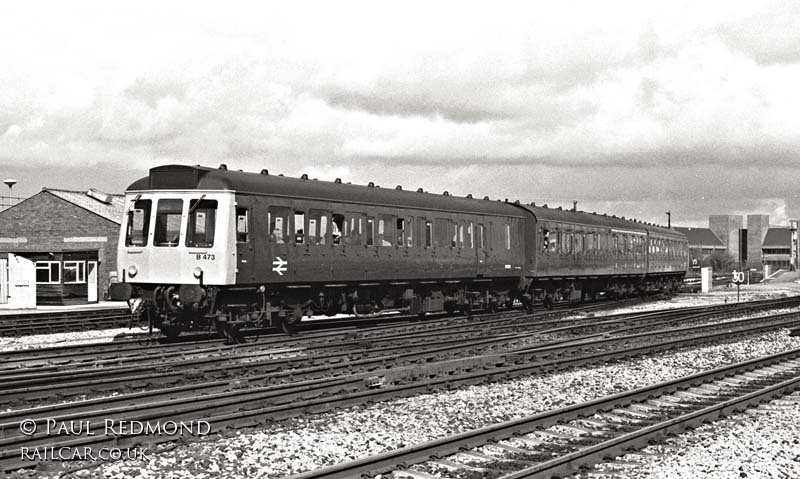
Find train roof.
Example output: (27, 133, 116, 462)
(127, 165, 524, 217)
(514, 204, 685, 239)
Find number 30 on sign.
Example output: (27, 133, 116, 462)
(731, 270, 745, 283)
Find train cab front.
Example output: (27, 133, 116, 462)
(109, 191, 237, 337)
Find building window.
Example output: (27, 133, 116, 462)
(36, 261, 61, 284)
(63, 261, 86, 284)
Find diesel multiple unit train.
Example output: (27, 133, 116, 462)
(110, 164, 688, 337)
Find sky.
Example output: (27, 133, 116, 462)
(1, 1, 799, 227)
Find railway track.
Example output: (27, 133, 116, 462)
(0, 307, 132, 337)
(1, 297, 796, 407)
(2, 300, 799, 473)
(285, 348, 800, 479)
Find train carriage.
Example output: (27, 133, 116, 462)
(110, 164, 688, 337)
(112, 165, 528, 335)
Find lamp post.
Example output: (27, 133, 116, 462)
(2, 179, 16, 209)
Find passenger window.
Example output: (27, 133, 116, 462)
(378, 214, 395, 246)
(405, 217, 414, 247)
(505, 224, 511, 250)
(478, 224, 485, 250)
(332, 214, 344, 245)
(154, 199, 183, 247)
(308, 209, 329, 245)
(435, 218, 451, 247)
(396, 218, 405, 247)
(345, 214, 363, 245)
(186, 199, 217, 247)
(236, 208, 249, 243)
(294, 212, 305, 244)
(366, 217, 375, 246)
(467, 222, 474, 249)
(125, 199, 152, 247)
(459, 223, 465, 248)
(268, 207, 290, 244)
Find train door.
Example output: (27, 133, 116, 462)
(235, 204, 255, 282)
(476, 222, 488, 276)
(267, 205, 292, 281)
(307, 209, 331, 280)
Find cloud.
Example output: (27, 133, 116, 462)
(1, 1, 800, 229)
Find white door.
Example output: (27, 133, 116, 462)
(6, 254, 36, 309)
(88, 261, 98, 302)
(0, 258, 7, 305)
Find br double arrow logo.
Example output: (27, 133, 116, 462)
(272, 256, 288, 276)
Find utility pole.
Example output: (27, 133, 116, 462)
(666, 211, 671, 228)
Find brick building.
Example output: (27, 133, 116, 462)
(674, 227, 725, 270)
(0, 188, 124, 305)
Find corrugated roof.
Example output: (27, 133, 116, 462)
(674, 227, 725, 247)
(762, 228, 792, 248)
(44, 188, 125, 224)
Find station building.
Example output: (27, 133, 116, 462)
(0, 188, 124, 305)
(673, 227, 726, 270)
(678, 214, 797, 272)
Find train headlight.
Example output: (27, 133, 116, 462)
(127, 265, 138, 278)
(193, 267, 203, 279)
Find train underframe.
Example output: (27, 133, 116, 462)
(117, 272, 683, 339)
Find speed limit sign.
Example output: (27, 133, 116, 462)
(732, 270, 745, 284)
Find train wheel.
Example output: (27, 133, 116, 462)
(280, 307, 302, 335)
(161, 324, 181, 340)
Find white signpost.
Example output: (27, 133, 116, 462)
(731, 269, 745, 303)
(701, 267, 712, 293)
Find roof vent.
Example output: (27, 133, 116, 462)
(86, 188, 112, 204)
(557, 206, 562, 210)
(504, 198, 509, 203)
(260, 169, 269, 175)
(335, 178, 342, 184)
(484, 196, 490, 200)
(279, 174, 284, 177)
(443, 191, 449, 196)
(530, 202, 535, 206)
(466, 194, 473, 198)
(514, 200, 520, 205)
(417, 188, 424, 193)
(301, 174, 309, 180)
(543, 204, 548, 208)
(368, 182, 375, 187)
(218, 164, 227, 170)
(395, 185, 402, 190)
